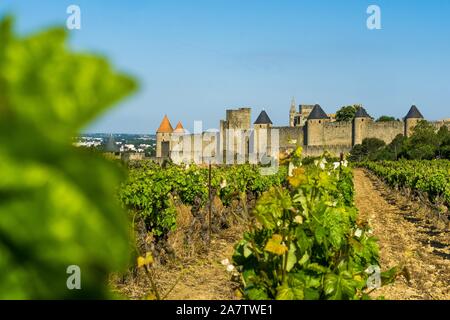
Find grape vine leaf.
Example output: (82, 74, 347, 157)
(264, 234, 288, 256)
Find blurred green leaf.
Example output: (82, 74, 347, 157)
(0, 16, 137, 299)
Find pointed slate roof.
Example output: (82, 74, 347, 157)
(104, 134, 120, 153)
(157, 115, 173, 133)
(355, 106, 371, 118)
(405, 105, 424, 119)
(173, 121, 185, 133)
(307, 104, 329, 120)
(254, 110, 273, 125)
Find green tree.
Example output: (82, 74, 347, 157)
(0, 16, 137, 298)
(376, 116, 396, 122)
(386, 134, 407, 159)
(348, 144, 365, 162)
(363, 138, 386, 153)
(404, 121, 438, 160)
(349, 138, 386, 162)
(335, 105, 358, 122)
(145, 147, 156, 157)
(436, 126, 450, 159)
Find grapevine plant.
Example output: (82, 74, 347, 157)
(362, 160, 450, 206)
(233, 148, 394, 300)
(119, 161, 287, 237)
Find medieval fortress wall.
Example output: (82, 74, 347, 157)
(156, 102, 450, 164)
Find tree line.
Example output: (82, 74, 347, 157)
(335, 105, 399, 122)
(349, 121, 450, 161)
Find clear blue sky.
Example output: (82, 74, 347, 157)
(1, 0, 449, 133)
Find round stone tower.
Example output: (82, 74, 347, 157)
(306, 104, 329, 146)
(156, 115, 173, 158)
(353, 107, 372, 146)
(404, 105, 424, 137)
(254, 110, 273, 161)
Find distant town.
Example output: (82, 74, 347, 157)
(73, 133, 156, 157)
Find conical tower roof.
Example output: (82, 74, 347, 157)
(254, 110, 273, 125)
(173, 121, 185, 133)
(103, 134, 120, 153)
(157, 115, 173, 133)
(307, 104, 329, 120)
(355, 106, 371, 118)
(405, 105, 424, 119)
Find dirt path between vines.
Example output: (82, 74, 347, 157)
(114, 224, 243, 300)
(161, 227, 241, 300)
(353, 169, 450, 300)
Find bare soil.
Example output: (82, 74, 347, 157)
(160, 226, 242, 300)
(113, 226, 243, 300)
(353, 168, 450, 300)
(112, 199, 246, 300)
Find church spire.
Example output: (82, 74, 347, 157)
(289, 97, 297, 127)
(290, 97, 296, 112)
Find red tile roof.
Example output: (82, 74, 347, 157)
(173, 121, 185, 133)
(157, 115, 173, 133)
